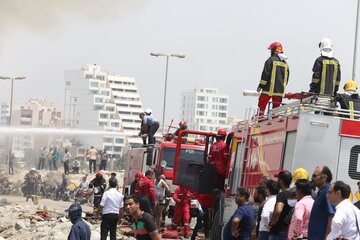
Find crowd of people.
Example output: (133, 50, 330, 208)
(33, 146, 113, 175)
(225, 167, 360, 240)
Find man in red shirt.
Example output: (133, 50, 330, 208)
(172, 185, 192, 238)
(208, 128, 229, 190)
(135, 170, 156, 215)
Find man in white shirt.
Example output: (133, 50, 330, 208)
(97, 178, 124, 240)
(327, 181, 360, 240)
(260, 179, 280, 240)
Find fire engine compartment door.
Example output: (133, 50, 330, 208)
(176, 148, 214, 194)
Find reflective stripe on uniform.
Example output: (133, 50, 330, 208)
(320, 59, 339, 95)
(312, 78, 320, 84)
(260, 80, 267, 85)
(268, 61, 288, 96)
(349, 100, 355, 119)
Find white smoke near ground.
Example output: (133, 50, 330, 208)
(0, 0, 147, 39)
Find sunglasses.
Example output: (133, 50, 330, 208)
(312, 173, 321, 179)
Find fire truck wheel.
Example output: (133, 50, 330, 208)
(211, 210, 221, 240)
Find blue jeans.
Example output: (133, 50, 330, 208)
(259, 231, 270, 240)
(269, 233, 287, 240)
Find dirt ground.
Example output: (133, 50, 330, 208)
(0, 168, 206, 240)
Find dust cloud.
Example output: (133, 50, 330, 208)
(0, 0, 148, 39)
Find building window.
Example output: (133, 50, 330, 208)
(219, 98, 227, 103)
(101, 91, 110, 96)
(197, 103, 205, 108)
(96, 75, 105, 80)
(200, 125, 206, 131)
(197, 96, 205, 101)
(114, 146, 122, 152)
(90, 82, 99, 87)
(219, 105, 227, 110)
(111, 122, 119, 128)
(100, 113, 108, 119)
(115, 138, 124, 144)
(119, 111, 131, 115)
(219, 113, 227, 118)
(95, 98, 103, 103)
(130, 104, 142, 108)
(94, 106, 103, 110)
(196, 111, 205, 116)
(103, 137, 113, 143)
(219, 120, 226, 124)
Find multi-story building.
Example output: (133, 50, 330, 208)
(65, 64, 143, 158)
(108, 75, 143, 144)
(10, 98, 62, 157)
(180, 87, 231, 132)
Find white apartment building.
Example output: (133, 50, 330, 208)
(180, 87, 231, 132)
(108, 75, 143, 144)
(64, 64, 143, 157)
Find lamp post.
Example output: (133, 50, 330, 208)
(0, 76, 25, 167)
(150, 52, 185, 134)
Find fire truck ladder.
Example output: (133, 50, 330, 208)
(232, 106, 258, 195)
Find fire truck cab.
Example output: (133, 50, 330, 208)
(123, 136, 206, 195)
(173, 95, 360, 239)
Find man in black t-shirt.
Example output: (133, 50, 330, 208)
(125, 196, 160, 240)
(269, 170, 293, 240)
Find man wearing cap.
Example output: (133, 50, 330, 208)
(268, 170, 293, 240)
(66, 203, 91, 240)
(309, 38, 341, 96)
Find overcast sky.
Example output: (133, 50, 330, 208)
(0, 0, 357, 125)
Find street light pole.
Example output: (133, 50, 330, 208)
(0, 76, 25, 168)
(150, 52, 185, 134)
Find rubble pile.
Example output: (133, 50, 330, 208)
(0, 198, 99, 239)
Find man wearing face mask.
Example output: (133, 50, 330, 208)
(268, 169, 293, 240)
(65, 203, 91, 240)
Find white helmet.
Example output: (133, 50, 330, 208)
(144, 108, 152, 115)
(319, 38, 334, 58)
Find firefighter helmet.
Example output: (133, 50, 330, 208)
(217, 128, 227, 136)
(96, 170, 103, 177)
(268, 42, 283, 53)
(292, 167, 309, 182)
(179, 120, 187, 127)
(144, 108, 152, 115)
(135, 171, 143, 179)
(319, 38, 334, 58)
(343, 80, 358, 91)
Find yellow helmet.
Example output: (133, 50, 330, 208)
(292, 168, 309, 182)
(343, 80, 357, 91)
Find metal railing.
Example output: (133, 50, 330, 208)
(234, 93, 360, 132)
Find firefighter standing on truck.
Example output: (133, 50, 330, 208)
(309, 38, 341, 96)
(208, 128, 229, 190)
(172, 185, 191, 238)
(335, 80, 360, 119)
(257, 42, 289, 116)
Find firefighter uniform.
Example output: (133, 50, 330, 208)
(173, 186, 191, 237)
(208, 138, 229, 189)
(134, 176, 156, 215)
(310, 56, 341, 96)
(258, 54, 289, 115)
(336, 93, 360, 119)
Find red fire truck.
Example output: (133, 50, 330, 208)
(123, 137, 206, 195)
(173, 95, 360, 239)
